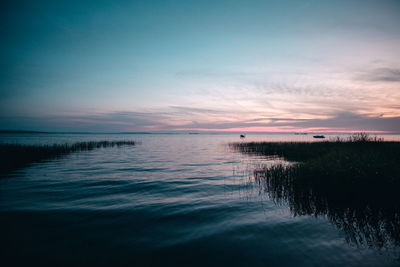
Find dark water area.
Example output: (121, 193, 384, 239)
(1, 133, 400, 266)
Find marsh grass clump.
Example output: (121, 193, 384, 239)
(231, 133, 390, 162)
(254, 162, 400, 248)
(0, 141, 135, 176)
(231, 134, 400, 248)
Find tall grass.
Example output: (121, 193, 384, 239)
(231, 133, 389, 162)
(231, 134, 400, 248)
(0, 141, 135, 176)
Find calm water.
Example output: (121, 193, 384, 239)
(1, 133, 399, 266)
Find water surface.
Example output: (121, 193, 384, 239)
(1, 133, 399, 266)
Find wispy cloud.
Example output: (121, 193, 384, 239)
(3, 108, 398, 133)
(356, 67, 400, 82)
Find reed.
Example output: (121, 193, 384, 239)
(231, 134, 400, 248)
(231, 133, 390, 162)
(0, 141, 135, 176)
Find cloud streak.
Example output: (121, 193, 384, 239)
(2, 108, 399, 133)
(356, 68, 400, 82)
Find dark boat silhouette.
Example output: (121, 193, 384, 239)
(240, 134, 246, 138)
(313, 135, 325, 139)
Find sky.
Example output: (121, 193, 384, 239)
(1, 0, 400, 133)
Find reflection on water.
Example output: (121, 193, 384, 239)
(253, 167, 400, 249)
(1, 133, 400, 266)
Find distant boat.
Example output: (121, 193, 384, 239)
(240, 134, 246, 138)
(313, 135, 325, 139)
(294, 132, 308, 135)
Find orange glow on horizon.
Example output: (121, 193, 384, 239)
(171, 126, 390, 133)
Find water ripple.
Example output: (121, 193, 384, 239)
(1, 134, 399, 266)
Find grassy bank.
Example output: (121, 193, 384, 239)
(231, 134, 400, 185)
(231, 134, 400, 247)
(0, 141, 135, 176)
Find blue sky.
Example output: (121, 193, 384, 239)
(1, 0, 400, 132)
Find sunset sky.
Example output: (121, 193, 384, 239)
(1, 0, 400, 132)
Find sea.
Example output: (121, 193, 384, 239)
(1, 133, 400, 266)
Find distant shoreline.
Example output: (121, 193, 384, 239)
(0, 130, 50, 134)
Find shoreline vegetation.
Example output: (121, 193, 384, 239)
(0, 141, 135, 177)
(231, 133, 400, 248)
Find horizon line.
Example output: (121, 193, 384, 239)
(1, 129, 399, 135)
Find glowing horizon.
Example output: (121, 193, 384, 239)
(169, 127, 391, 134)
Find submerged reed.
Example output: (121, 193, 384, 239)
(0, 141, 135, 176)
